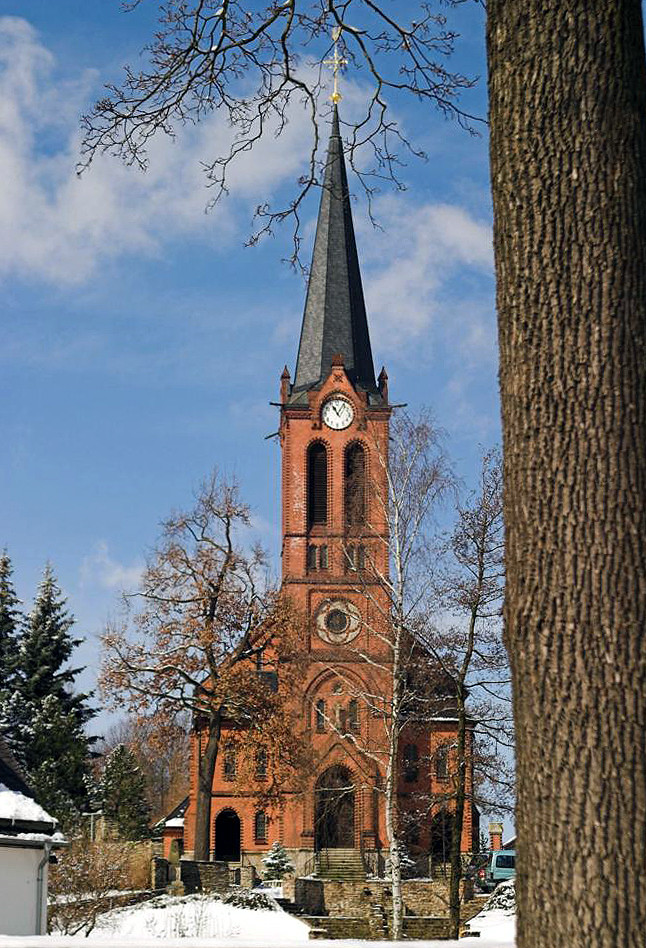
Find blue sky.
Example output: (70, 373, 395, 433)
(0, 2, 497, 721)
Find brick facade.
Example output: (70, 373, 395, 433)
(181, 358, 478, 868)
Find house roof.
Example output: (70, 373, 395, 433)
(0, 737, 31, 795)
(289, 107, 380, 405)
(0, 735, 60, 841)
(154, 795, 189, 831)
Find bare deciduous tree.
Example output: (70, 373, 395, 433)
(98, 713, 191, 822)
(316, 410, 454, 939)
(48, 838, 142, 936)
(100, 471, 306, 860)
(80, 0, 476, 263)
(424, 447, 512, 937)
(332, 420, 512, 939)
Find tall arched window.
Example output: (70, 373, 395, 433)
(307, 443, 328, 527)
(255, 747, 267, 778)
(435, 744, 449, 781)
(315, 699, 326, 731)
(223, 747, 236, 780)
(345, 443, 366, 525)
(348, 699, 359, 732)
(404, 743, 419, 783)
(254, 810, 267, 842)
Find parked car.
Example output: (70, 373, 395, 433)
(476, 850, 516, 892)
(465, 852, 489, 885)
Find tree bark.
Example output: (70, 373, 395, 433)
(387, 621, 403, 941)
(487, 3, 646, 946)
(193, 711, 221, 861)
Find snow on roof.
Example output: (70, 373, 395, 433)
(0, 782, 56, 825)
(164, 817, 184, 828)
(0, 830, 65, 846)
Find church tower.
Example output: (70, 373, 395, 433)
(278, 107, 394, 869)
(280, 106, 390, 645)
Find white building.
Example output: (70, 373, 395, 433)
(0, 737, 65, 936)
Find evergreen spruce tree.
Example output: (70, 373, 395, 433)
(261, 841, 294, 879)
(94, 744, 150, 840)
(9, 565, 95, 823)
(0, 551, 21, 743)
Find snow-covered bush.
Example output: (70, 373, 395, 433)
(385, 841, 418, 879)
(224, 889, 280, 911)
(484, 878, 516, 913)
(261, 840, 294, 879)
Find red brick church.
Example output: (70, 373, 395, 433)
(178, 109, 478, 876)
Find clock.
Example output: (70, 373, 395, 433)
(322, 396, 354, 430)
(315, 599, 361, 645)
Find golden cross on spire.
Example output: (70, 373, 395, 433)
(324, 27, 347, 104)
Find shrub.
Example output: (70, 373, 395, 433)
(49, 837, 144, 935)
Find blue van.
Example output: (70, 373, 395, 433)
(476, 850, 516, 892)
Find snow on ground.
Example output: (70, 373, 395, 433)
(0, 883, 515, 948)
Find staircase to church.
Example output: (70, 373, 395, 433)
(314, 848, 366, 881)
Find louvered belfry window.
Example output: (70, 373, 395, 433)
(345, 443, 366, 525)
(308, 443, 328, 527)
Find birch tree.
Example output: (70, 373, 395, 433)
(424, 448, 512, 937)
(100, 471, 306, 860)
(331, 420, 511, 939)
(318, 410, 454, 939)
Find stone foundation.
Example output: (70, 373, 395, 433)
(179, 860, 230, 894)
(289, 876, 470, 918)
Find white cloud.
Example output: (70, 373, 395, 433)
(358, 195, 494, 354)
(80, 542, 143, 591)
(0, 17, 313, 285)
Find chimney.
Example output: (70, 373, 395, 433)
(488, 821, 503, 851)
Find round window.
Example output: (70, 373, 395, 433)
(315, 599, 362, 645)
(326, 609, 349, 633)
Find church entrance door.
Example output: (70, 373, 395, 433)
(214, 809, 241, 861)
(315, 765, 355, 849)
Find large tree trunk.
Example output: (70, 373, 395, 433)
(193, 712, 221, 861)
(487, 3, 646, 947)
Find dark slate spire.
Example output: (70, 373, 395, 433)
(291, 107, 378, 400)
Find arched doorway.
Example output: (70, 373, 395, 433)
(315, 765, 355, 849)
(214, 809, 241, 861)
(429, 809, 455, 869)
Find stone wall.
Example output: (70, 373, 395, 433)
(302, 913, 452, 941)
(179, 860, 230, 894)
(291, 876, 474, 918)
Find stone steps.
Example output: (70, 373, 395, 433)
(274, 896, 305, 916)
(314, 848, 366, 881)
(302, 915, 370, 940)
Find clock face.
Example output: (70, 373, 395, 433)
(322, 397, 354, 430)
(315, 599, 361, 645)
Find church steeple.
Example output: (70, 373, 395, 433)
(290, 107, 378, 403)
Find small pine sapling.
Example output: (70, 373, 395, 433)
(261, 841, 294, 879)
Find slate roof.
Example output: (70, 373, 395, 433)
(0, 736, 32, 797)
(153, 795, 189, 831)
(290, 107, 379, 404)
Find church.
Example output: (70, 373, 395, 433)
(179, 108, 478, 878)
